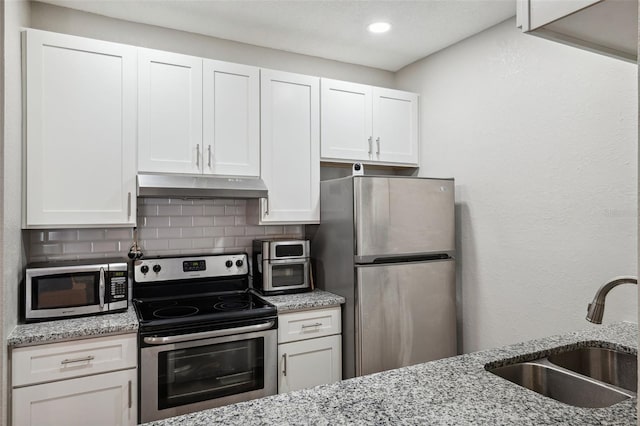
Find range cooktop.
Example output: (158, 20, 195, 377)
(132, 253, 276, 330)
(133, 290, 275, 326)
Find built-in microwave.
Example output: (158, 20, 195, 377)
(252, 239, 311, 295)
(23, 259, 128, 322)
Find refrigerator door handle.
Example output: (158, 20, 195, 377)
(355, 252, 454, 265)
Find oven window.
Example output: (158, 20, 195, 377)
(32, 272, 98, 309)
(158, 337, 264, 409)
(271, 264, 305, 288)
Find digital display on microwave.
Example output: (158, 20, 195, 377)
(32, 272, 98, 309)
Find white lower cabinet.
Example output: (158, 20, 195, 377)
(11, 334, 137, 426)
(277, 306, 342, 394)
(12, 369, 136, 426)
(278, 335, 341, 394)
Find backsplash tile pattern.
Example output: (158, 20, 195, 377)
(27, 198, 304, 262)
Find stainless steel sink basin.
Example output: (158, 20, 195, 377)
(490, 362, 631, 408)
(548, 347, 637, 392)
(487, 345, 637, 408)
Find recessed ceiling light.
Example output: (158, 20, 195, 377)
(367, 22, 391, 34)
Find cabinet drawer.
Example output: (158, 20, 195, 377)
(278, 306, 341, 343)
(12, 334, 137, 387)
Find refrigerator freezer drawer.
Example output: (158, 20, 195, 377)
(356, 259, 456, 376)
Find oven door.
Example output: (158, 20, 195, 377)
(140, 322, 277, 423)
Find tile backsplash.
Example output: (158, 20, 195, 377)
(26, 198, 304, 262)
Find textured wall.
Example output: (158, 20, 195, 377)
(396, 18, 637, 353)
(27, 198, 303, 262)
(29, 1, 395, 88)
(3, 0, 30, 422)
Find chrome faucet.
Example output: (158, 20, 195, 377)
(586, 276, 637, 324)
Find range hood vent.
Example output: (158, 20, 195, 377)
(137, 174, 268, 199)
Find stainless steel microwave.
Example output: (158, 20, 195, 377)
(23, 259, 128, 322)
(252, 239, 311, 295)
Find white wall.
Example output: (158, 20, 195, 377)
(396, 18, 638, 353)
(29, 1, 394, 88)
(3, 0, 30, 421)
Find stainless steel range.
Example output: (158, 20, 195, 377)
(132, 253, 277, 423)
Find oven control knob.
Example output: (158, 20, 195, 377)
(153, 264, 162, 274)
(236, 259, 244, 268)
(225, 260, 233, 268)
(140, 265, 149, 274)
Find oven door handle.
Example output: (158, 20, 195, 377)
(142, 321, 275, 345)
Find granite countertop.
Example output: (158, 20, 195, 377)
(6, 291, 344, 347)
(145, 322, 637, 426)
(7, 306, 139, 347)
(261, 289, 345, 313)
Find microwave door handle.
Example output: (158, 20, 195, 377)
(99, 267, 105, 309)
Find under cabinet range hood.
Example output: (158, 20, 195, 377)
(137, 174, 268, 199)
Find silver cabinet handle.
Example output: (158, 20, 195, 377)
(196, 144, 200, 168)
(263, 198, 269, 215)
(99, 267, 105, 309)
(128, 380, 132, 409)
(282, 353, 287, 377)
(127, 192, 131, 219)
(301, 322, 322, 329)
(368, 136, 372, 155)
(208, 145, 212, 168)
(376, 137, 380, 155)
(144, 321, 275, 345)
(61, 355, 95, 365)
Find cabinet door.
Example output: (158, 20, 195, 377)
(278, 335, 341, 394)
(138, 49, 203, 174)
(372, 87, 419, 165)
(527, 0, 600, 30)
(13, 369, 137, 426)
(320, 78, 372, 162)
(260, 70, 320, 224)
(24, 30, 136, 227)
(203, 60, 260, 177)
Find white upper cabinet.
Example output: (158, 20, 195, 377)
(256, 69, 320, 224)
(517, 0, 637, 63)
(24, 29, 137, 228)
(138, 49, 203, 174)
(320, 79, 372, 162)
(372, 87, 419, 165)
(321, 78, 419, 166)
(138, 51, 260, 177)
(203, 60, 260, 176)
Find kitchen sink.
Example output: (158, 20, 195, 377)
(487, 345, 637, 408)
(548, 347, 637, 392)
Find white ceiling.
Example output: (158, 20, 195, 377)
(37, 0, 517, 71)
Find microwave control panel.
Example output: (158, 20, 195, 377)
(109, 271, 127, 300)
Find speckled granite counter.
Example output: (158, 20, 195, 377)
(5, 290, 343, 347)
(7, 307, 139, 347)
(261, 289, 345, 312)
(145, 322, 637, 426)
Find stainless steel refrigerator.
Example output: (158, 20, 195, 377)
(312, 175, 456, 379)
